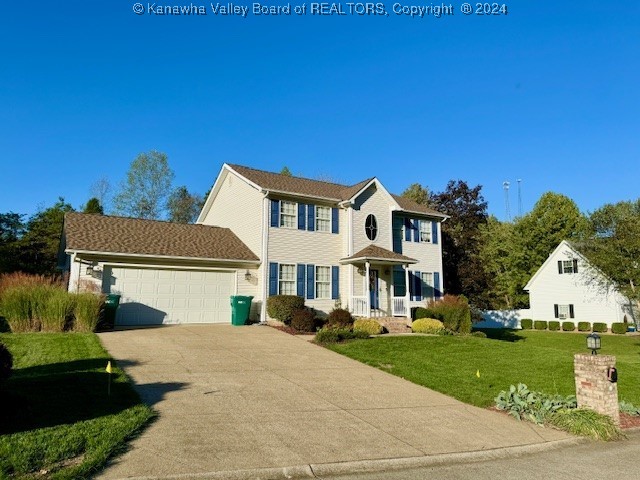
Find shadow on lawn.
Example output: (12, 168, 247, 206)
(474, 328, 525, 342)
(0, 359, 187, 435)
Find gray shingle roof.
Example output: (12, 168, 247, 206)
(64, 212, 259, 262)
(341, 245, 417, 264)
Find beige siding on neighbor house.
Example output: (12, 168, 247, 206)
(527, 244, 630, 327)
(200, 170, 263, 258)
(352, 184, 394, 253)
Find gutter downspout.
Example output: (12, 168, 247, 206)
(260, 191, 270, 323)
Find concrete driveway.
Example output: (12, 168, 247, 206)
(97, 325, 571, 479)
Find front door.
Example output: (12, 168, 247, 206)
(369, 269, 379, 309)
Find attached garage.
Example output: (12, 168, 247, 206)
(61, 213, 261, 326)
(106, 267, 235, 325)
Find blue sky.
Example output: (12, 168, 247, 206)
(1, 1, 638, 220)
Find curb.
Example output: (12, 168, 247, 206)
(115, 437, 585, 480)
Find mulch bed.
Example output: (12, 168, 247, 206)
(268, 325, 313, 336)
(619, 412, 640, 429)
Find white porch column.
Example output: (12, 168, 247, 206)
(404, 264, 411, 319)
(365, 261, 371, 318)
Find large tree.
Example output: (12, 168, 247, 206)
(112, 150, 175, 219)
(0, 213, 25, 273)
(401, 183, 429, 206)
(167, 186, 202, 224)
(429, 180, 490, 307)
(17, 198, 74, 275)
(581, 199, 640, 310)
(90, 176, 111, 212)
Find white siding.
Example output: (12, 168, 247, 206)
(200, 170, 263, 258)
(352, 184, 393, 253)
(527, 244, 629, 327)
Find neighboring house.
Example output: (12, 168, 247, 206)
(61, 163, 447, 325)
(522, 240, 636, 328)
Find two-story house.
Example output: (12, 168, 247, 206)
(61, 164, 447, 326)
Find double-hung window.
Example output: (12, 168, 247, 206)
(316, 206, 331, 232)
(278, 264, 296, 294)
(315, 266, 331, 299)
(419, 221, 431, 243)
(558, 304, 570, 319)
(280, 201, 296, 228)
(562, 260, 574, 274)
(421, 272, 434, 299)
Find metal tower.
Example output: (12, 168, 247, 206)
(517, 179, 522, 217)
(503, 181, 511, 221)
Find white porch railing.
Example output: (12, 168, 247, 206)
(351, 296, 368, 317)
(392, 297, 407, 317)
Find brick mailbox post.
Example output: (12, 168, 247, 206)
(574, 354, 619, 425)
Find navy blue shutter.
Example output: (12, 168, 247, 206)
(392, 217, 403, 253)
(413, 220, 420, 242)
(270, 200, 279, 228)
(404, 218, 412, 241)
(554, 304, 559, 318)
(569, 304, 575, 318)
(573, 259, 578, 273)
(432, 221, 438, 244)
(408, 271, 414, 300)
(269, 263, 278, 295)
(296, 264, 305, 297)
(393, 266, 406, 297)
(558, 261, 563, 274)
(331, 208, 339, 234)
(434, 272, 441, 298)
(306, 264, 315, 299)
(298, 204, 307, 230)
(415, 270, 422, 301)
(307, 205, 315, 232)
(331, 266, 339, 299)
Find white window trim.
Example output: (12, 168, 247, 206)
(278, 263, 296, 295)
(280, 201, 297, 229)
(419, 220, 432, 243)
(421, 272, 434, 299)
(562, 260, 574, 274)
(558, 304, 570, 319)
(316, 206, 331, 233)
(315, 265, 331, 299)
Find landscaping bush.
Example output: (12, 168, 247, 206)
(266, 295, 305, 325)
(74, 293, 105, 332)
(619, 401, 640, 416)
(495, 383, 577, 425)
(327, 308, 353, 327)
(412, 318, 444, 334)
(421, 295, 472, 334)
(471, 331, 487, 338)
(548, 408, 622, 441)
(611, 323, 627, 335)
(578, 322, 591, 332)
(520, 319, 533, 330)
(414, 307, 430, 320)
(593, 322, 608, 333)
(315, 326, 368, 345)
(562, 321, 575, 332)
(548, 321, 560, 331)
(534, 320, 547, 330)
(353, 318, 383, 335)
(0, 287, 32, 332)
(290, 308, 316, 332)
(0, 341, 12, 386)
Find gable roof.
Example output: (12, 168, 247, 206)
(340, 244, 417, 265)
(225, 164, 446, 217)
(64, 212, 259, 263)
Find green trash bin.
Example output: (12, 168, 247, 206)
(102, 294, 121, 330)
(230, 295, 253, 326)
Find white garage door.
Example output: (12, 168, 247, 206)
(107, 267, 235, 325)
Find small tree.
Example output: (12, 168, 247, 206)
(167, 186, 202, 224)
(83, 197, 104, 214)
(401, 183, 430, 206)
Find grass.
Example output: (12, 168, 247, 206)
(0, 333, 154, 479)
(327, 330, 640, 408)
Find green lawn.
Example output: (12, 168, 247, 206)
(0, 333, 154, 479)
(328, 330, 640, 408)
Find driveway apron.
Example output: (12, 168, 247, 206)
(97, 325, 569, 479)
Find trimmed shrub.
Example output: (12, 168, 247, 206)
(291, 308, 316, 332)
(266, 295, 305, 325)
(520, 319, 533, 330)
(0, 342, 12, 386)
(471, 331, 487, 338)
(353, 318, 383, 335)
(315, 326, 369, 345)
(412, 318, 444, 334)
(548, 321, 560, 331)
(611, 323, 627, 335)
(74, 293, 105, 332)
(593, 322, 607, 333)
(327, 308, 353, 327)
(421, 295, 472, 334)
(562, 321, 575, 332)
(578, 322, 591, 332)
(414, 307, 430, 320)
(0, 287, 33, 332)
(534, 320, 548, 330)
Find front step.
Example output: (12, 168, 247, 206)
(376, 317, 411, 334)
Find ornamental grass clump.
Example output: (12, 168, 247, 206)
(417, 295, 472, 334)
(547, 408, 622, 441)
(0, 287, 32, 332)
(39, 288, 76, 332)
(74, 293, 105, 332)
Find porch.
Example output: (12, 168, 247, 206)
(340, 244, 417, 319)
